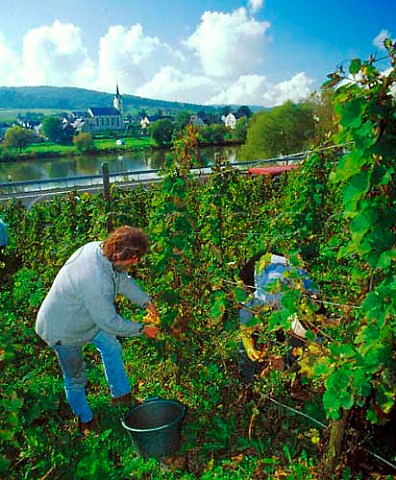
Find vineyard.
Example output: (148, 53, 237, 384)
(1, 45, 395, 479)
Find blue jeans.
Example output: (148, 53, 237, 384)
(54, 330, 131, 422)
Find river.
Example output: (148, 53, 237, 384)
(0, 145, 242, 183)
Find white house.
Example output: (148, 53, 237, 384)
(140, 116, 150, 130)
(222, 113, 236, 129)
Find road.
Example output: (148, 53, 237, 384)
(0, 177, 162, 208)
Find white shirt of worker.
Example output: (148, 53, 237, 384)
(36, 241, 151, 347)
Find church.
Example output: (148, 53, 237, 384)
(83, 85, 124, 133)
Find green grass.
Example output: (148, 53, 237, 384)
(94, 136, 155, 150)
(23, 142, 74, 154)
(1, 136, 157, 159)
(22, 137, 155, 154)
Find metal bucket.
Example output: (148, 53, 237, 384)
(121, 398, 186, 458)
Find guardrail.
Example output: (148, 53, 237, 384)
(0, 169, 161, 195)
(0, 154, 303, 198)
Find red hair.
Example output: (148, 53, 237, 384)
(102, 226, 149, 262)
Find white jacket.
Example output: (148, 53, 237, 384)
(36, 241, 151, 346)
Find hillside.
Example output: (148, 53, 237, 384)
(0, 85, 213, 114)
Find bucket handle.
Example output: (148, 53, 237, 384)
(143, 397, 187, 419)
(142, 397, 186, 417)
(143, 396, 162, 403)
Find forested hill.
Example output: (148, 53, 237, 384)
(0, 86, 211, 112)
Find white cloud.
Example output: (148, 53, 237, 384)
(261, 72, 315, 107)
(247, 0, 264, 13)
(206, 72, 315, 107)
(0, 32, 21, 85)
(21, 21, 96, 87)
(136, 66, 217, 104)
(207, 74, 267, 105)
(185, 8, 270, 78)
(95, 24, 183, 93)
(373, 30, 391, 50)
(0, 14, 314, 108)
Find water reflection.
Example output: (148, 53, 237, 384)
(0, 145, 241, 182)
(47, 157, 78, 178)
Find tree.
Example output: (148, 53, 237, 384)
(307, 89, 338, 144)
(241, 101, 316, 160)
(3, 125, 36, 151)
(196, 110, 209, 124)
(205, 112, 222, 125)
(198, 123, 227, 145)
(73, 132, 94, 153)
(151, 119, 174, 145)
(126, 122, 141, 137)
(41, 115, 63, 142)
(235, 105, 253, 119)
(219, 106, 233, 117)
(233, 116, 248, 142)
(174, 111, 191, 132)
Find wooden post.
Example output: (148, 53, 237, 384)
(102, 162, 110, 202)
(323, 411, 348, 477)
(101, 162, 112, 232)
(214, 152, 221, 172)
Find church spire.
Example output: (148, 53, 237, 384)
(113, 84, 123, 114)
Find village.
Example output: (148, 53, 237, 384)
(0, 86, 248, 150)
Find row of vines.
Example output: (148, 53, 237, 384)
(0, 44, 395, 479)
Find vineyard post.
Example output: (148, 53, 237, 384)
(323, 411, 348, 477)
(101, 162, 112, 232)
(214, 152, 221, 171)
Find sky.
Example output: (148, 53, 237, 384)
(0, 0, 394, 107)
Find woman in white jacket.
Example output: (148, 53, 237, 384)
(36, 226, 159, 435)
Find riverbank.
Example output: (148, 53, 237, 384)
(0, 137, 242, 163)
(0, 136, 157, 162)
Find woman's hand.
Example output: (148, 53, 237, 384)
(142, 302, 160, 339)
(143, 325, 160, 339)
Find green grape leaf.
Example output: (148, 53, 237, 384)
(340, 98, 367, 129)
(323, 390, 341, 419)
(342, 171, 370, 211)
(349, 58, 362, 75)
